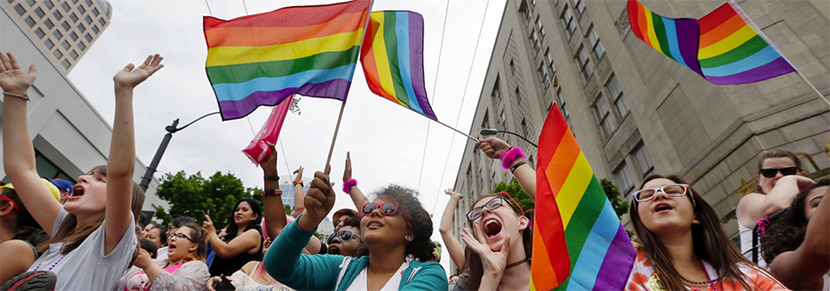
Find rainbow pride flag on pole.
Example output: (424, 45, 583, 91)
(204, 0, 371, 120)
(360, 11, 437, 120)
(627, 0, 795, 85)
(531, 104, 636, 290)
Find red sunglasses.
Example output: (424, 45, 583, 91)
(362, 202, 413, 228)
(1, 196, 18, 211)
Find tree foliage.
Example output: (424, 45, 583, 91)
(153, 170, 261, 229)
(600, 178, 629, 219)
(489, 178, 629, 220)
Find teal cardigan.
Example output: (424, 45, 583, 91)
(263, 217, 448, 291)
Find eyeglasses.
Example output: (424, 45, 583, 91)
(362, 202, 413, 228)
(168, 232, 194, 243)
(632, 184, 693, 206)
(466, 192, 524, 221)
(759, 167, 799, 178)
(327, 229, 363, 244)
(0, 196, 18, 211)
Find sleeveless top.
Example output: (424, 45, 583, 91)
(229, 261, 295, 291)
(209, 227, 263, 277)
(737, 209, 767, 269)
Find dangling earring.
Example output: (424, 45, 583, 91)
(405, 235, 412, 241)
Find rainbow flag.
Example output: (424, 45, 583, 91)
(697, 0, 795, 84)
(627, 0, 795, 85)
(360, 11, 437, 120)
(531, 104, 635, 290)
(204, 0, 371, 120)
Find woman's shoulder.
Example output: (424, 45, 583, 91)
(733, 262, 786, 290)
(0, 239, 37, 262)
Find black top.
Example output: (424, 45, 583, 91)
(208, 227, 263, 277)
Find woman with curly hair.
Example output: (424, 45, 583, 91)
(626, 174, 784, 291)
(264, 169, 447, 290)
(760, 178, 829, 290)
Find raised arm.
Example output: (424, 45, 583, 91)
(343, 152, 369, 209)
(478, 137, 535, 200)
(292, 166, 305, 216)
(261, 142, 287, 238)
(769, 188, 830, 290)
(202, 215, 260, 259)
(439, 189, 466, 270)
(737, 175, 815, 228)
(0, 52, 62, 235)
(105, 54, 164, 254)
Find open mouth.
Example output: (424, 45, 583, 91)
(483, 218, 503, 239)
(654, 203, 673, 213)
(69, 185, 85, 199)
(367, 221, 382, 229)
(328, 245, 341, 255)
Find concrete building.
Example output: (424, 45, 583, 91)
(3, 0, 111, 73)
(277, 174, 310, 214)
(0, 1, 165, 222)
(450, 0, 829, 274)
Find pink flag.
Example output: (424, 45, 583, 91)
(242, 95, 293, 164)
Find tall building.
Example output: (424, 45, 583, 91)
(450, 0, 829, 274)
(3, 0, 111, 73)
(1, 1, 166, 222)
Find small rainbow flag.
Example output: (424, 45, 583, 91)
(204, 0, 371, 120)
(627, 0, 796, 85)
(360, 11, 437, 120)
(531, 104, 635, 290)
(697, 0, 795, 84)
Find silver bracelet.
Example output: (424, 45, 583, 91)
(3, 92, 30, 101)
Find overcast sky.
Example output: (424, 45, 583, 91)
(67, 0, 506, 273)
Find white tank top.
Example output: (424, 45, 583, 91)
(737, 209, 767, 269)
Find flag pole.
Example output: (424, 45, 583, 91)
(325, 102, 346, 169)
(432, 119, 478, 141)
(727, 0, 830, 109)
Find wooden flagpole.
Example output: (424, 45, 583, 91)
(795, 71, 830, 108)
(324, 102, 346, 170)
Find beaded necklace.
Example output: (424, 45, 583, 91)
(680, 259, 719, 291)
(32, 243, 69, 272)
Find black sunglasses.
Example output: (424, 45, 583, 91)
(759, 167, 798, 178)
(327, 229, 362, 244)
(168, 232, 194, 243)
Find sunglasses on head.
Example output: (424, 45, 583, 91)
(361, 202, 413, 228)
(466, 192, 525, 222)
(327, 229, 362, 244)
(759, 167, 799, 178)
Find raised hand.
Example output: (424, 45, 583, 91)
(343, 152, 352, 182)
(133, 248, 155, 269)
(445, 189, 464, 201)
(461, 228, 511, 280)
(294, 166, 304, 180)
(0, 52, 36, 95)
(113, 54, 164, 90)
(303, 168, 336, 224)
(202, 214, 216, 235)
(477, 137, 511, 160)
(260, 142, 278, 175)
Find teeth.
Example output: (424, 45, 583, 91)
(369, 222, 381, 227)
(485, 220, 498, 227)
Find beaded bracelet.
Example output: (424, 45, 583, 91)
(3, 92, 30, 101)
(264, 189, 283, 196)
(343, 179, 357, 193)
(500, 147, 525, 170)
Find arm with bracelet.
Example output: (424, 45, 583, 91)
(477, 137, 536, 200)
(342, 152, 369, 209)
(292, 167, 305, 216)
(261, 142, 288, 238)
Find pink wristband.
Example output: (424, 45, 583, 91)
(500, 147, 525, 170)
(343, 179, 357, 193)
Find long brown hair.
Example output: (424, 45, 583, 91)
(461, 192, 532, 290)
(38, 166, 145, 254)
(629, 174, 766, 290)
(174, 222, 208, 262)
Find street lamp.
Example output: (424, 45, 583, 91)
(479, 128, 538, 148)
(138, 111, 220, 191)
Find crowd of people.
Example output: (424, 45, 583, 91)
(0, 51, 827, 291)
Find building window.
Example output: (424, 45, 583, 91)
(53, 29, 63, 40)
(92, 7, 99, 16)
(520, 2, 532, 26)
(61, 40, 70, 50)
(98, 18, 106, 26)
(544, 48, 556, 77)
(537, 62, 550, 88)
(35, 7, 45, 18)
(594, 93, 616, 136)
(499, 110, 507, 130)
(586, 25, 605, 59)
(14, 3, 25, 15)
(61, 2, 70, 12)
(78, 23, 86, 32)
(61, 21, 70, 30)
(44, 18, 54, 29)
(556, 87, 568, 118)
(25, 0, 35, 6)
(92, 25, 99, 34)
(35, 28, 46, 39)
(69, 13, 78, 23)
(85, 0, 93, 5)
(530, 0, 536, 10)
(509, 59, 515, 74)
(78, 41, 86, 50)
(25, 16, 36, 27)
(53, 10, 62, 20)
(77, 4, 85, 14)
(34, 151, 75, 182)
(614, 162, 636, 197)
(70, 31, 78, 41)
(61, 59, 71, 68)
(529, 29, 540, 54)
(71, 0, 78, 3)
(45, 0, 55, 9)
(491, 78, 501, 101)
(606, 74, 629, 117)
(560, 6, 576, 37)
(535, 16, 546, 39)
(45, 38, 55, 49)
(53, 49, 63, 59)
(69, 49, 79, 60)
(632, 143, 654, 176)
(521, 119, 529, 137)
(575, 45, 594, 80)
(572, 0, 586, 14)
(85, 15, 92, 24)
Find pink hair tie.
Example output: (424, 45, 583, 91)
(343, 179, 357, 193)
(500, 147, 525, 170)
(756, 215, 771, 234)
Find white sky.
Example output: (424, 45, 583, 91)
(68, 0, 506, 274)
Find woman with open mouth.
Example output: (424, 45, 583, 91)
(113, 222, 210, 290)
(626, 174, 785, 291)
(263, 170, 448, 290)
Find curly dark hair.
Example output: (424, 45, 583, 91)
(760, 178, 830, 263)
(372, 184, 434, 262)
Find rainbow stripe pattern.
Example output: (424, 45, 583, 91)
(204, 0, 370, 120)
(697, 1, 795, 84)
(531, 104, 635, 291)
(627, 0, 795, 85)
(360, 11, 437, 120)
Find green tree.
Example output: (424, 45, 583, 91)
(153, 170, 254, 229)
(492, 178, 535, 211)
(600, 178, 629, 219)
